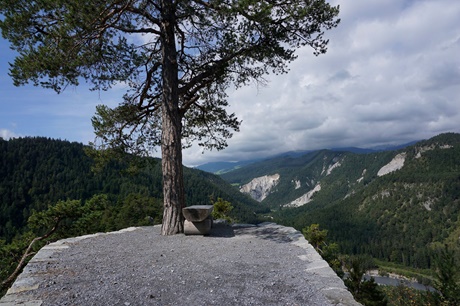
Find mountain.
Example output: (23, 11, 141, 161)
(0, 137, 262, 243)
(329, 147, 377, 154)
(220, 133, 460, 269)
(368, 140, 420, 152)
(195, 159, 260, 174)
(196, 142, 418, 174)
(195, 151, 318, 174)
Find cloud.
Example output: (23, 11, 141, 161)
(0, 129, 19, 140)
(182, 0, 460, 166)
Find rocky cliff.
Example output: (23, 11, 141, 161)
(239, 174, 280, 202)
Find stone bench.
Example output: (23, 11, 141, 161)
(183, 205, 213, 235)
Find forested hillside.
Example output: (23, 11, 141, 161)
(222, 133, 460, 270)
(0, 137, 261, 243)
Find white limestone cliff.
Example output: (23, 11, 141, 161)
(240, 174, 280, 202)
(284, 184, 322, 208)
(415, 144, 453, 158)
(377, 153, 406, 177)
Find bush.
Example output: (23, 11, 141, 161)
(211, 197, 234, 223)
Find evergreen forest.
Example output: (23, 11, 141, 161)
(0, 137, 263, 243)
(222, 133, 460, 274)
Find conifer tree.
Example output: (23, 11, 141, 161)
(0, 0, 340, 234)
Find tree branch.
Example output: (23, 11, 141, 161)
(1, 219, 62, 290)
(178, 46, 253, 105)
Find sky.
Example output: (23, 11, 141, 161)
(1, 0, 460, 167)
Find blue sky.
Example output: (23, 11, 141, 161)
(1, 0, 460, 166)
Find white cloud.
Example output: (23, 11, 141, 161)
(182, 0, 460, 166)
(0, 129, 19, 140)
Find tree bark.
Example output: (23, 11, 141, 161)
(160, 0, 185, 235)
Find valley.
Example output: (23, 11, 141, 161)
(1, 133, 459, 303)
(218, 133, 460, 273)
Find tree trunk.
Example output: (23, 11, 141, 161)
(160, 0, 185, 235)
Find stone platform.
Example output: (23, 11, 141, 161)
(1, 222, 360, 306)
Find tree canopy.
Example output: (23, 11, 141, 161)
(0, 0, 340, 234)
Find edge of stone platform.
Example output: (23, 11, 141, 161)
(0, 227, 140, 306)
(232, 222, 361, 306)
(1, 223, 360, 306)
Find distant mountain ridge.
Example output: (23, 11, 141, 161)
(219, 133, 460, 269)
(195, 159, 260, 174)
(196, 141, 420, 174)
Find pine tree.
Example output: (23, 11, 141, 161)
(1, 0, 339, 234)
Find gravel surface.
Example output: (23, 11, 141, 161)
(2, 223, 359, 306)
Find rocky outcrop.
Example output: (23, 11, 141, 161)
(356, 169, 367, 183)
(240, 174, 280, 202)
(415, 144, 453, 158)
(284, 184, 322, 207)
(377, 153, 406, 176)
(293, 179, 301, 189)
(321, 157, 342, 176)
